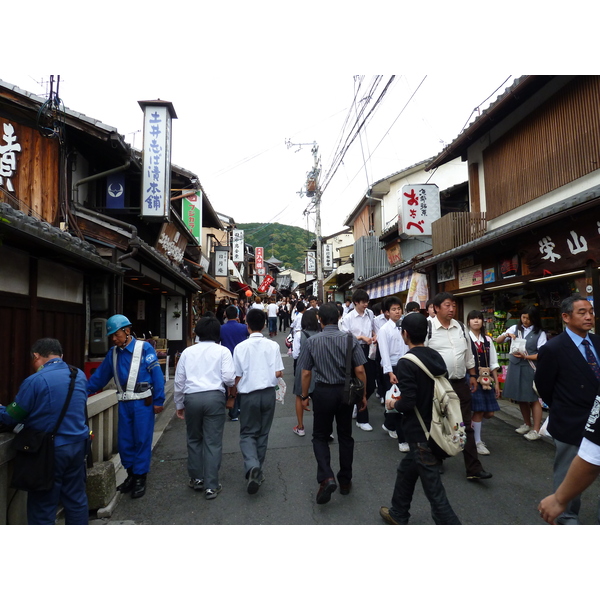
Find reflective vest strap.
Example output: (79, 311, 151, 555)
(112, 340, 147, 401)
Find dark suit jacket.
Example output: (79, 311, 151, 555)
(535, 330, 600, 446)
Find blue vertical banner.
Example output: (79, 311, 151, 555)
(106, 173, 125, 208)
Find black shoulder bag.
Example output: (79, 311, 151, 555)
(342, 333, 365, 406)
(10, 366, 78, 492)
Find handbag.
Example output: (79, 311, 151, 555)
(342, 333, 364, 406)
(10, 366, 78, 492)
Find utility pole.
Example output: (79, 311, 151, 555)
(287, 140, 323, 301)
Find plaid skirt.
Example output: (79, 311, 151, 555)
(471, 383, 500, 413)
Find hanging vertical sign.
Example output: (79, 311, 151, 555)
(139, 100, 177, 220)
(306, 251, 316, 275)
(232, 229, 245, 263)
(183, 190, 202, 244)
(256, 246, 265, 276)
(398, 184, 440, 236)
(106, 172, 125, 209)
(214, 249, 229, 277)
(322, 244, 333, 270)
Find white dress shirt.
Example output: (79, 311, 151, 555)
(425, 316, 475, 379)
(233, 333, 284, 394)
(378, 318, 409, 374)
(373, 313, 387, 333)
(267, 303, 278, 318)
(174, 341, 236, 410)
(468, 330, 500, 371)
(339, 307, 374, 344)
(504, 324, 547, 349)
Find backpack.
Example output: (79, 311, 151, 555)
(400, 353, 466, 457)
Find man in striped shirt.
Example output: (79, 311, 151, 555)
(297, 302, 367, 505)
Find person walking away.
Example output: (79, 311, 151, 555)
(466, 310, 501, 454)
(340, 289, 376, 431)
(292, 309, 321, 436)
(174, 317, 236, 499)
(267, 298, 278, 337)
(535, 294, 600, 524)
(87, 314, 165, 499)
(0, 338, 90, 524)
(233, 308, 284, 494)
(380, 313, 461, 525)
(377, 296, 410, 452)
(425, 293, 492, 481)
(297, 302, 367, 504)
(220, 305, 249, 421)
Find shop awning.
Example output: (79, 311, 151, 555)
(323, 262, 354, 286)
(364, 269, 413, 299)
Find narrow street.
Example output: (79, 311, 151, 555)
(97, 331, 600, 526)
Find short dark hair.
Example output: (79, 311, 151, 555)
(401, 313, 428, 345)
(384, 296, 402, 312)
(405, 301, 420, 313)
(195, 317, 221, 342)
(301, 309, 320, 331)
(318, 302, 339, 326)
(246, 308, 266, 332)
(561, 294, 588, 316)
(307, 295, 317, 302)
(352, 289, 369, 304)
(432, 292, 455, 308)
(371, 302, 382, 316)
(520, 305, 542, 333)
(225, 305, 239, 320)
(31, 338, 63, 357)
(296, 301, 306, 312)
(425, 298, 434, 309)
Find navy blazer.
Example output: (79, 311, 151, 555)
(535, 330, 600, 446)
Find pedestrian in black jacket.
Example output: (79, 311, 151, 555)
(380, 312, 460, 525)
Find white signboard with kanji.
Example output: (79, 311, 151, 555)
(398, 184, 440, 236)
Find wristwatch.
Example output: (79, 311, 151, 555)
(300, 394, 309, 400)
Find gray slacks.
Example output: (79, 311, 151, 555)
(184, 390, 227, 490)
(239, 387, 276, 476)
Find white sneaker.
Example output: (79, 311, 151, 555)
(476, 441, 490, 455)
(352, 405, 358, 419)
(398, 442, 410, 452)
(381, 424, 398, 439)
(356, 422, 373, 431)
(524, 429, 541, 441)
(515, 424, 531, 435)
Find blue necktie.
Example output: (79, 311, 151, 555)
(582, 339, 600, 382)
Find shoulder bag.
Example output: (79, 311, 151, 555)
(10, 366, 78, 492)
(342, 332, 364, 406)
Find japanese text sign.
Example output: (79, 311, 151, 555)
(0, 122, 21, 193)
(255, 247, 265, 275)
(232, 229, 245, 263)
(214, 249, 229, 277)
(399, 184, 440, 236)
(140, 103, 174, 219)
(258, 274, 274, 293)
(322, 244, 333, 270)
(183, 191, 202, 244)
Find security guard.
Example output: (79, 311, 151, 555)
(0, 338, 89, 524)
(88, 314, 165, 499)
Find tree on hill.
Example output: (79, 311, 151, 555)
(237, 223, 313, 271)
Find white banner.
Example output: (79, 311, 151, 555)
(398, 184, 440, 236)
(306, 251, 316, 275)
(323, 244, 333, 270)
(232, 229, 245, 262)
(215, 250, 228, 277)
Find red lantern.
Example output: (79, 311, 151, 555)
(245, 290, 252, 297)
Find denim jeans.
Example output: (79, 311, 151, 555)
(389, 442, 461, 525)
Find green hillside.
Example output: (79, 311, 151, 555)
(237, 223, 313, 271)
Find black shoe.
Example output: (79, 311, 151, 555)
(316, 477, 337, 504)
(131, 474, 147, 498)
(339, 481, 352, 496)
(247, 467, 262, 495)
(467, 470, 492, 480)
(380, 506, 403, 525)
(117, 468, 134, 493)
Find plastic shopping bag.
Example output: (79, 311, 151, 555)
(275, 377, 286, 404)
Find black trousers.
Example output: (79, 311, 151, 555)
(381, 369, 406, 443)
(311, 382, 354, 485)
(357, 345, 376, 424)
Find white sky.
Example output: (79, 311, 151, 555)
(3, 3, 593, 242)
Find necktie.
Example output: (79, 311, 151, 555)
(581, 339, 600, 382)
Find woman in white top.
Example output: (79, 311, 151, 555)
(496, 305, 547, 441)
(466, 310, 501, 455)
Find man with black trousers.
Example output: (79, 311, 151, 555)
(380, 313, 460, 525)
(298, 302, 367, 504)
(535, 294, 600, 524)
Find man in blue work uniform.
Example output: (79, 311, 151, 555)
(0, 338, 90, 524)
(88, 314, 165, 499)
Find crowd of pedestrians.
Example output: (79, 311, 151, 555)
(4, 290, 600, 525)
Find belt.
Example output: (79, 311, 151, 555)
(315, 381, 345, 387)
